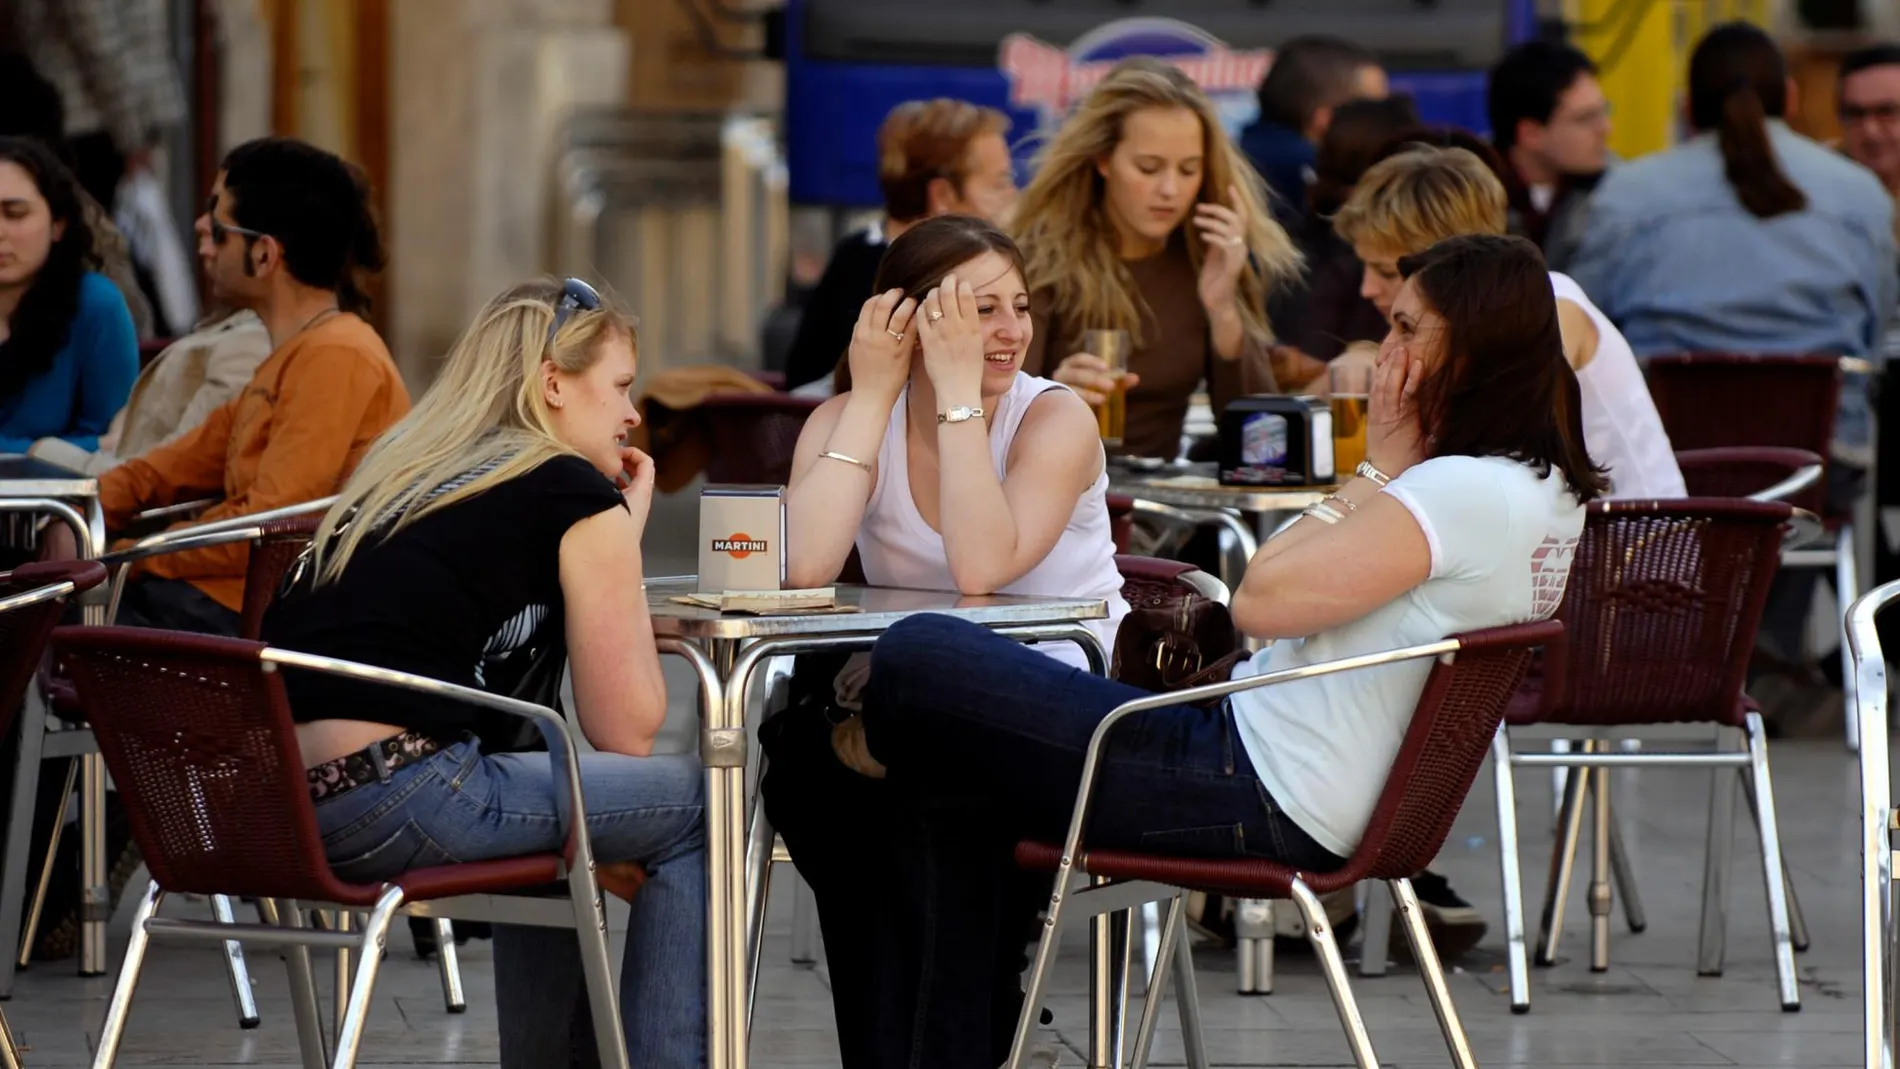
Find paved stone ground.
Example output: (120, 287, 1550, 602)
(3, 488, 1877, 1067)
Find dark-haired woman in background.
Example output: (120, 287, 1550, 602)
(805, 233, 1600, 1066)
(0, 136, 137, 456)
(1566, 21, 1895, 686)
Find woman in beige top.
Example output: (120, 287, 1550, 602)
(1014, 57, 1302, 458)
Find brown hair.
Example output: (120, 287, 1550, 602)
(1397, 234, 1608, 503)
(878, 99, 1011, 223)
(1309, 96, 1421, 216)
(1689, 23, 1807, 220)
(1334, 143, 1508, 256)
(832, 214, 1027, 393)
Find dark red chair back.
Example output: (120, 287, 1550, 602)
(699, 393, 824, 485)
(1019, 618, 1559, 896)
(1106, 493, 1135, 554)
(1513, 499, 1790, 729)
(1675, 446, 1825, 501)
(52, 627, 385, 906)
(1645, 354, 1840, 514)
(239, 514, 325, 641)
(1, 561, 106, 722)
(1113, 554, 1205, 611)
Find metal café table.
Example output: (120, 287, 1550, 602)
(647, 580, 1110, 1069)
(0, 455, 110, 982)
(1109, 463, 1330, 579)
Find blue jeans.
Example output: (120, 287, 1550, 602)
(313, 738, 707, 1069)
(762, 614, 1340, 1069)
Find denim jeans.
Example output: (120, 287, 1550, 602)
(762, 614, 1340, 1069)
(312, 738, 707, 1069)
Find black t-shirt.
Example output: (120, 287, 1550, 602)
(263, 454, 626, 739)
(782, 229, 887, 391)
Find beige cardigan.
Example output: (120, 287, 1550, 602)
(29, 311, 271, 474)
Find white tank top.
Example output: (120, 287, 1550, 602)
(1550, 272, 1686, 500)
(858, 373, 1129, 667)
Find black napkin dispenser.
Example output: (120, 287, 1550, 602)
(1217, 395, 1337, 487)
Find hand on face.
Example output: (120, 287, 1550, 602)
(916, 273, 984, 404)
(1194, 183, 1249, 316)
(845, 288, 918, 402)
(616, 444, 655, 534)
(1365, 339, 1427, 478)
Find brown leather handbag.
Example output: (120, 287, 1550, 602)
(1111, 593, 1247, 705)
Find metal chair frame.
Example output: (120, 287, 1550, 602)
(1007, 623, 1558, 1069)
(60, 635, 629, 1069)
(1847, 580, 1900, 1069)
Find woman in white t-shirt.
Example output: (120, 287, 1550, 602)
(797, 233, 1603, 1068)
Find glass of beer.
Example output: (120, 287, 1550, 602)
(1082, 329, 1131, 450)
(1329, 363, 1371, 477)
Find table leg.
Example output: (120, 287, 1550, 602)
(78, 500, 108, 978)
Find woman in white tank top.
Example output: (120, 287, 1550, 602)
(782, 216, 1128, 657)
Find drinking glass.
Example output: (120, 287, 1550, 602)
(1082, 329, 1131, 449)
(1328, 363, 1372, 477)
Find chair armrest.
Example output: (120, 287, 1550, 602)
(258, 648, 600, 875)
(1674, 446, 1824, 503)
(130, 497, 220, 527)
(123, 496, 337, 551)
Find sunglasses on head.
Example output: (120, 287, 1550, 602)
(204, 194, 267, 246)
(548, 277, 603, 342)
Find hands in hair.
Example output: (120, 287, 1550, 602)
(846, 288, 917, 402)
(917, 275, 985, 405)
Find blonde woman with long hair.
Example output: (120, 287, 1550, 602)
(1015, 57, 1303, 458)
(263, 278, 705, 1068)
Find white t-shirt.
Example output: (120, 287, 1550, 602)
(1550, 272, 1685, 500)
(1230, 455, 1586, 857)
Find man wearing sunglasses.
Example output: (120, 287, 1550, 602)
(82, 137, 411, 634)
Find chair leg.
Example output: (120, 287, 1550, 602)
(1537, 740, 1592, 966)
(1390, 878, 1478, 1069)
(1129, 895, 1187, 1069)
(1491, 728, 1531, 1013)
(260, 899, 329, 1069)
(1234, 898, 1274, 994)
(1007, 866, 1074, 1069)
(1743, 711, 1802, 1011)
(1607, 801, 1647, 934)
(788, 869, 819, 966)
(1358, 882, 1392, 977)
(1289, 880, 1378, 1069)
(1589, 765, 1613, 972)
(1698, 729, 1741, 977)
(16, 758, 76, 969)
(1839, 523, 1861, 753)
(1739, 763, 1811, 952)
(331, 911, 353, 1049)
(88, 880, 161, 1069)
(209, 894, 261, 1028)
(1172, 905, 1209, 1069)
(433, 918, 465, 1013)
(330, 888, 405, 1069)
(569, 871, 630, 1069)
(0, 1003, 22, 1069)
(0, 706, 50, 998)
(1090, 901, 1134, 1069)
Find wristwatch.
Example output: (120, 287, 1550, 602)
(938, 406, 985, 425)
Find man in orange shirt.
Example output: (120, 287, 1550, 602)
(95, 137, 410, 632)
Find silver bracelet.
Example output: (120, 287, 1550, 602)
(1302, 503, 1342, 525)
(818, 450, 871, 473)
(1354, 460, 1391, 487)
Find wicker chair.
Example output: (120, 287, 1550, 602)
(1492, 498, 1805, 1013)
(699, 393, 824, 486)
(54, 627, 631, 1069)
(1009, 620, 1561, 1069)
(1645, 353, 1860, 749)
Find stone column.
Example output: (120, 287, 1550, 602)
(386, 0, 628, 389)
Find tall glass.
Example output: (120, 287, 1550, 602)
(1329, 363, 1371, 477)
(1083, 329, 1131, 449)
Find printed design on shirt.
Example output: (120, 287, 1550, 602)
(475, 603, 549, 687)
(1530, 535, 1579, 619)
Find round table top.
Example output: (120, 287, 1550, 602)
(1108, 463, 1332, 514)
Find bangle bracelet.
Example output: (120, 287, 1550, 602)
(818, 450, 871, 473)
(1354, 460, 1391, 487)
(1302, 503, 1342, 525)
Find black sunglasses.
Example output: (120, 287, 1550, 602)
(549, 277, 603, 342)
(204, 194, 267, 246)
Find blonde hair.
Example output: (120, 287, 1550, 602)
(1011, 57, 1300, 346)
(1332, 145, 1509, 256)
(878, 99, 1011, 222)
(312, 277, 634, 584)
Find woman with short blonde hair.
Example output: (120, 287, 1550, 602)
(1014, 57, 1302, 458)
(1336, 140, 1683, 500)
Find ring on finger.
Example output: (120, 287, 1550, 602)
(928, 309, 944, 322)
(886, 329, 904, 341)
